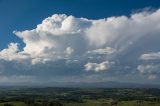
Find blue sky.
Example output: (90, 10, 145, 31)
(0, 0, 160, 85)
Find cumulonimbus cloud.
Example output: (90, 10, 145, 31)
(0, 9, 160, 83)
(0, 9, 159, 65)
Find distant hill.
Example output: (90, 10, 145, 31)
(0, 81, 160, 88)
(44, 81, 160, 88)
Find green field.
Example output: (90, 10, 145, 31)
(0, 87, 160, 106)
(0, 100, 160, 106)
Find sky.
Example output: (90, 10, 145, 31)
(0, 0, 160, 86)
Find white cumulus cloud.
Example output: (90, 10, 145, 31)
(148, 74, 157, 80)
(137, 64, 160, 74)
(0, 43, 28, 61)
(84, 61, 114, 72)
(140, 52, 160, 60)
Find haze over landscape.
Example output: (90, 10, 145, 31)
(0, 0, 160, 87)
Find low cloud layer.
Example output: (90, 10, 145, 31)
(1, 9, 160, 84)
